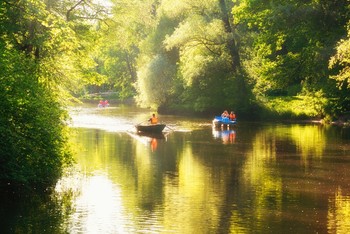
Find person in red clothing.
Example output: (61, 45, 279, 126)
(229, 111, 236, 121)
(103, 100, 109, 107)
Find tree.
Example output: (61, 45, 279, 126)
(0, 0, 109, 189)
(136, 54, 176, 108)
(130, 1, 181, 108)
(233, 0, 349, 94)
(231, 0, 350, 118)
(157, 0, 250, 112)
(329, 22, 350, 89)
(85, 0, 158, 99)
(0, 42, 72, 189)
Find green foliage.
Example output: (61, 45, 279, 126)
(17, 0, 346, 119)
(234, 0, 348, 95)
(154, 0, 249, 112)
(96, 42, 138, 99)
(0, 44, 73, 189)
(133, 9, 181, 108)
(0, 0, 113, 190)
(84, 0, 160, 99)
(164, 16, 229, 85)
(136, 54, 176, 108)
(230, 0, 350, 118)
(2, 0, 349, 167)
(329, 22, 350, 89)
(0, 0, 107, 102)
(261, 95, 322, 120)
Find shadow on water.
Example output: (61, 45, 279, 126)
(0, 188, 73, 234)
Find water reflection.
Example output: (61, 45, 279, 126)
(136, 132, 167, 153)
(242, 126, 283, 231)
(58, 119, 350, 233)
(212, 127, 236, 144)
(127, 132, 168, 152)
(2, 106, 350, 233)
(150, 138, 158, 152)
(62, 173, 131, 233)
(328, 188, 350, 233)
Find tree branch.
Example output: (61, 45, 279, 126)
(66, 0, 85, 21)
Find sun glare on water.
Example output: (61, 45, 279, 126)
(58, 173, 132, 233)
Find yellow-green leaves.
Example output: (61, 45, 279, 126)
(329, 24, 350, 89)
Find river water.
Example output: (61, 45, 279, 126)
(2, 104, 350, 233)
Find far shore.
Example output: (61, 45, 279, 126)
(73, 97, 350, 128)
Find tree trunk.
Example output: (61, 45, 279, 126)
(218, 0, 240, 72)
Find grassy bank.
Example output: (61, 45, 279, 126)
(257, 95, 349, 126)
(259, 95, 324, 120)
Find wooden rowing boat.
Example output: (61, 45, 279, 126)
(135, 123, 166, 133)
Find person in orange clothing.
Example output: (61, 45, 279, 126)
(148, 113, 158, 124)
(229, 111, 236, 121)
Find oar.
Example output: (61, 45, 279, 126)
(165, 125, 175, 132)
(135, 120, 148, 126)
(127, 120, 148, 132)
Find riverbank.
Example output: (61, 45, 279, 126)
(76, 94, 350, 127)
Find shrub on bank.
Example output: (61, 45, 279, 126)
(259, 95, 326, 120)
(0, 47, 73, 191)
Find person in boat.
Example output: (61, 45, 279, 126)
(103, 100, 109, 107)
(98, 100, 109, 108)
(148, 113, 158, 124)
(229, 111, 236, 121)
(98, 100, 104, 108)
(221, 110, 229, 118)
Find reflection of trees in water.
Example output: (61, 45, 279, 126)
(242, 130, 283, 232)
(7, 124, 346, 233)
(236, 124, 332, 232)
(253, 125, 327, 166)
(0, 189, 72, 233)
(328, 188, 350, 233)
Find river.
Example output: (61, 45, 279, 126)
(2, 104, 350, 233)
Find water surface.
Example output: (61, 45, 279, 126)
(2, 104, 350, 233)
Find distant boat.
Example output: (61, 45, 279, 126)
(212, 116, 236, 128)
(98, 100, 109, 108)
(135, 123, 166, 133)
